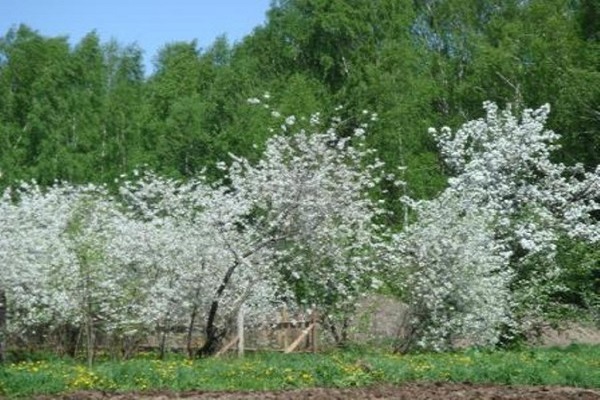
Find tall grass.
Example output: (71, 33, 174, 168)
(0, 344, 598, 397)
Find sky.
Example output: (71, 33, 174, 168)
(0, 0, 272, 74)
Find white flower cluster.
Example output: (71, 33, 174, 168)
(1, 101, 596, 353)
(395, 195, 514, 350)
(0, 118, 390, 351)
(226, 126, 391, 328)
(397, 102, 599, 350)
(432, 102, 599, 251)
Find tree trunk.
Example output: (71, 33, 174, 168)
(328, 320, 341, 345)
(186, 286, 202, 358)
(196, 300, 227, 357)
(85, 312, 94, 368)
(186, 304, 199, 359)
(0, 288, 6, 363)
(196, 261, 239, 357)
(196, 238, 276, 357)
(159, 329, 167, 360)
(325, 316, 350, 348)
(60, 323, 80, 357)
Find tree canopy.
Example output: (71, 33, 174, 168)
(2, 1, 598, 194)
(0, 0, 599, 356)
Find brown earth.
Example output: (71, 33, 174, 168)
(33, 384, 600, 400)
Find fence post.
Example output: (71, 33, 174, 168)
(281, 305, 289, 349)
(0, 289, 5, 363)
(311, 308, 318, 353)
(237, 305, 245, 357)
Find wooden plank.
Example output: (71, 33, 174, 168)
(275, 321, 311, 329)
(237, 307, 244, 357)
(215, 335, 238, 357)
(282, 306, 289, 349)
(311, 311, 318, 353)
(284, 323, 315, 353)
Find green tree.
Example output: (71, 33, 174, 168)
(0, 25, 72, 184)
(413, 0, 600, 167)
(145, 41, 220, 177)
(102, 40, 147, 176)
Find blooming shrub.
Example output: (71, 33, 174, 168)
(0, 101, 597, 356)
(0, 108, 390, 354)
(396, 102, 600, 350)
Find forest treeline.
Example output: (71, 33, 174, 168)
(1, 0, 599, 201)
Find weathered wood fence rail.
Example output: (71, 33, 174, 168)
(216, 307, 318, 357)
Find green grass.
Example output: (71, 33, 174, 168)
(0, 344, 598, 398)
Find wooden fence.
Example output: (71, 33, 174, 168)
(216, 306, 318, 357)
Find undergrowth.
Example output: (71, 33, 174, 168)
(0, 344, 598, 398)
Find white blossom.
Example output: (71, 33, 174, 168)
(285, 115, 296, 126)
(399, 102, 600, 350)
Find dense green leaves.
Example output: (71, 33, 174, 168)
(0, 27, 147, 184)
(0, 0, 598, 206)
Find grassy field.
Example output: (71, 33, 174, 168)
(0, 344, 598, 398)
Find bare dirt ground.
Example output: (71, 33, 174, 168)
(34, 384, 600, 400)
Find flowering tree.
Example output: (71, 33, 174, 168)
(114, 172, 281, 357)
(0, 183, 129, 364)
(225, 111, 394, 345)
(0, 114, 392, 357)
(58, 188, 123, 365)
(397, 102, 600, 350)
(432, 102, 599, 246)
(0, 183, 75, 335)
(0, 184, 69, 361)
(115, 102, 396, 351)
(394, 194, 513, 351)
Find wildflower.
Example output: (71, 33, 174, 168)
(285, 115, 296, 126)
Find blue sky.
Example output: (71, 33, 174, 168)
(0, 0, 272, 74)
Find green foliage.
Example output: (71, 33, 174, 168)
(0, 26, 147, 186)
(554, 238, 600, 321)
(414, 0, 600, 168)
(2, 1, 598, 194)
(0, 345, 599, 396)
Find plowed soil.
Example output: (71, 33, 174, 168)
(34, 383, 600, 400)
